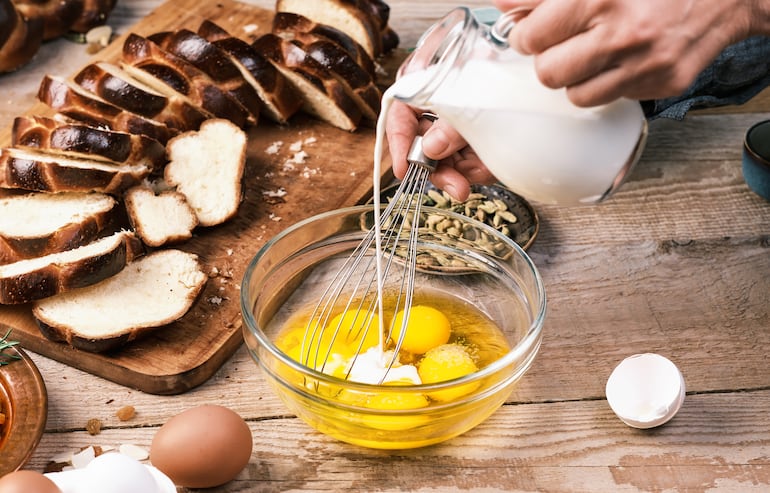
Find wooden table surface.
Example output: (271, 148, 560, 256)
(2, 1, 770, 491)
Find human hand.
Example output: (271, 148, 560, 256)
(493, 0, 755, 107)
(385, 100, 496, 200)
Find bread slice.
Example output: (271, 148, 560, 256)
(147, 29, 262, 125)
(12, 115, 166, 171)
(37, 75, 175, 144)
(298, 38, 381, 121)
(32, 249, 206, 353)
(0, 230, 140, 304)
(124, 185, 198, 247)
(165, 119, 246, 227)
(275, 0, 382, 58)
(252, 33, 361, 131)
(197, 20, 302, 125)
(121, 33, 249, 129)
(0, 191, 118, 264)
(271, 12, 376, 80)
(74, 62, 209, 132)
(0, 147, 151, 194)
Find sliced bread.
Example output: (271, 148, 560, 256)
(32, 249, 207, 353)
(275, 0, 383, 58)
(298, 38, 381, 121)
(121, 33, 249, 129)
(164, 119, 246, 227)
(0, 147, 151, 194)
(197, 20, 302, 125)
(0, 191, 118, 264)
(37, 74, 176, 144)
(252, 33, 361, 132)
(124, 185, 198, 247)
(12, 115, 167, 171)
(147, 29, 262, 125)
(74, 62, 209, 132)
(0, 230, 140, 304)
(271, 11, 376, 79)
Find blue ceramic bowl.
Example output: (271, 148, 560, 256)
(742, 119, 770, 201)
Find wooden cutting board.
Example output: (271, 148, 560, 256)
(0, 0, 402, 394)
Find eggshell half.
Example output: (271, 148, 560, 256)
(605, 353, 686, 429)
(150, 404, 253, 488)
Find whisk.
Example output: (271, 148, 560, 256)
(300, 115, 439, 382)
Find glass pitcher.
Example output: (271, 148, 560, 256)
(391, 7, 648, 205)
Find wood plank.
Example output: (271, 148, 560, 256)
(23, 388, 770, 491)
(0, 0, 402, 394)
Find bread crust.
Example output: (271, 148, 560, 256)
(300, 38, 381, 120)
(0, 147, 150, 194)
(197, 20, 302, 124)
(0, 0, 44, 73)
(252, 33, 361, 131)
(271, 12, 376, 80)
(0, 192, 118, 265)
(148, 29, 262, 125)
(37, 74, 176, 144)
(121, 33, 249, 129)
(275, 0, 383, 57)
(15, 0, 84, 40)
(0, 230, 139, 304)
(68, 0, 117, 34)
(12, 115, 167, 170)
(74, 62, 209, 131)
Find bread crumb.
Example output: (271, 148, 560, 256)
(86, 418, 102, 435)
(243, 24, 258, 33)
(289, 140, 303, 152)
(226, 248, 234, 256)
(208, 296, 223, 305)
(304, 136, 317, 145)
(301, 167, 320, 179)
(265, 141, 283, 155)
(115, 405, 136, 421)
(269, 213, 282, 222)
(263, 188, 287, 198)
(209, 266, 220, 278)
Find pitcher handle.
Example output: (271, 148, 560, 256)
(489, 8, 531, 47)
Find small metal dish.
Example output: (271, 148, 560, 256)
(371, 182, 539, 251)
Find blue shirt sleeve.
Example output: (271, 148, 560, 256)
(643, 36, 770, 120)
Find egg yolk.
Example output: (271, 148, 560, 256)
(327, 309, 381, 352)
(337, 386, 431, 431)
(391, 305, 451, 355)
(276, 310, 380, 374)
(418, 343, 480, 402)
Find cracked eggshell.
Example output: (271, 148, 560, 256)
(605, 353, 686, 429)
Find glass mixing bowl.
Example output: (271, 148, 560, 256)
(241, 205, 546, 449)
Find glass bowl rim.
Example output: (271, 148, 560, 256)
(240, 204, 546, 393)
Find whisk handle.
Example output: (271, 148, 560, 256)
(407, 112, 439, 171)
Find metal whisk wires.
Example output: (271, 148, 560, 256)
(300, 131, 438, 382)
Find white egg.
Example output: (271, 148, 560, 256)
(605, 353, 686, 429)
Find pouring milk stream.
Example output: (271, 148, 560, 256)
(366, 7, 647, 382)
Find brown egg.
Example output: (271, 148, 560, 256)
(0, 470, 61, 493)
(150, 404, 252, 488)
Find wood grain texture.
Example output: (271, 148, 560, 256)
(0, 0, 404, 394)
(1, 0, 770, 491)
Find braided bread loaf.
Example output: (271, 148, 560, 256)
(0, 0, 117, 73)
